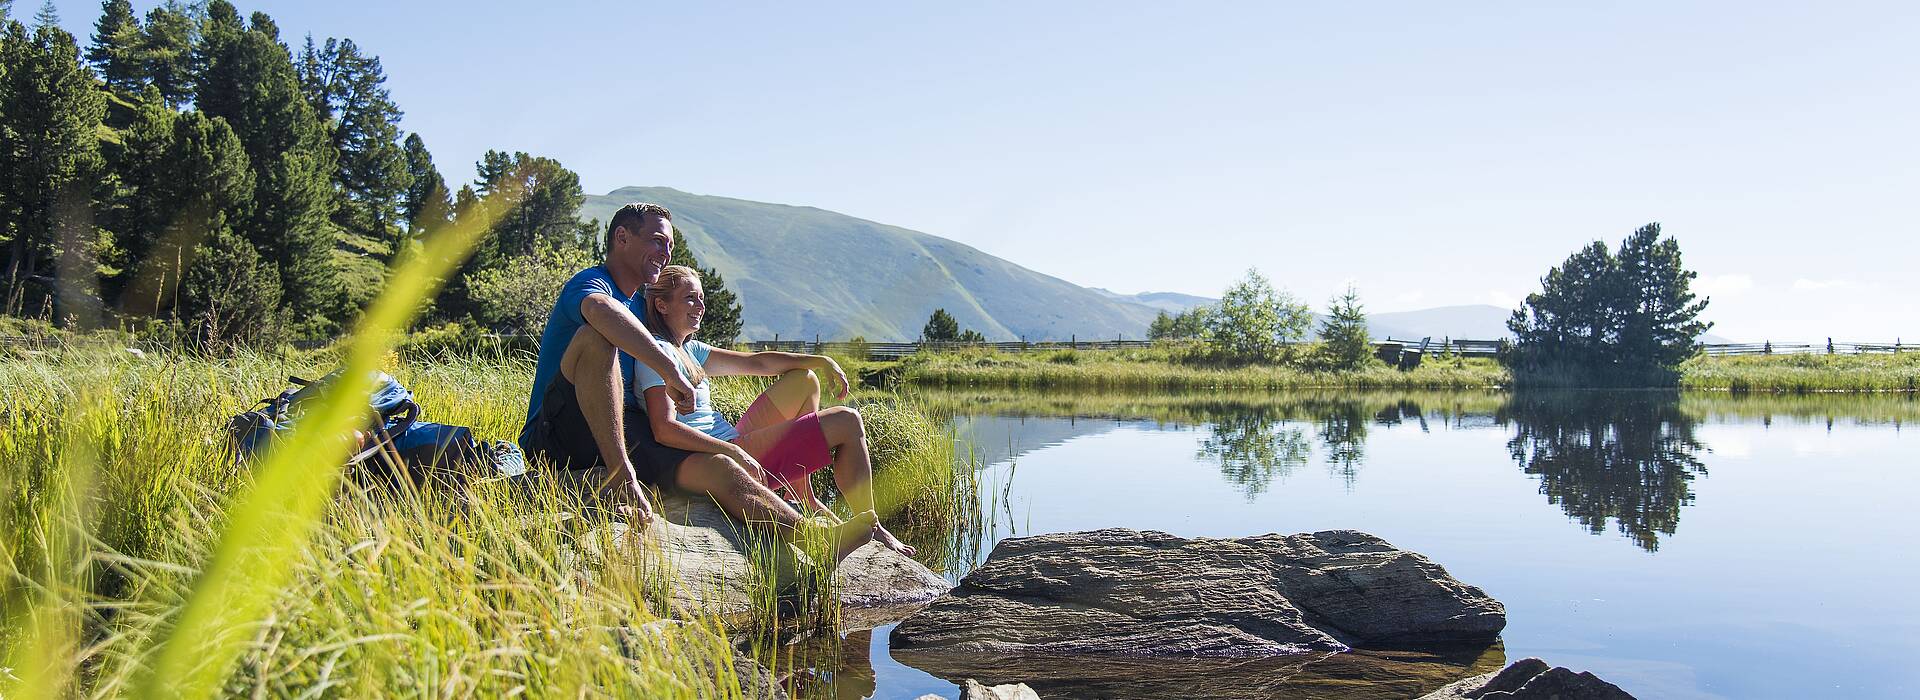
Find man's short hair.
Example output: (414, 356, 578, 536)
(606, 203, 673, 252)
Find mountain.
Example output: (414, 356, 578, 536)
(1089, 288, 1216, 314)
(1365, 305, 1516, 341)
(580, 187, 1160, 342)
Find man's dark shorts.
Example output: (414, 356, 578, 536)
(520, 374, 693, 487)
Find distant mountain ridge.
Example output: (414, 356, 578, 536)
(579, 189, 1730, 344)
(580, 187, 1158, 342)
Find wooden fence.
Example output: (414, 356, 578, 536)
(745, 336, 1910, 361)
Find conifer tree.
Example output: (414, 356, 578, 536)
(109, 108, 257, 322)
(473, 150, 588, 258)
(85, 0, 141, 93)
(922, 308, 959, 342)
(400, 132, 452, 242)
(1317, 286, 1373, 370)
(668, 233, 743, 346)
(134, 1, 195, 107)
(0, 14, 107, 318)
(193, 1, 342, 334)
(1507, 223, 1711, 385)
(297, 37, 409, 257)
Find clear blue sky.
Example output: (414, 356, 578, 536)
(47, 1, 1920, 341)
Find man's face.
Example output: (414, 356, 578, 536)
(618, 214, 674, 284)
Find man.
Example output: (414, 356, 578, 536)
(518, 203, 873, 556)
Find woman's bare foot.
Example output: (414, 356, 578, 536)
(872, 523, 916, 557)
(831, 510, 879, 563)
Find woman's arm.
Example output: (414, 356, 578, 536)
(702, 348, 850, 399)
(641, 386, 764, 473)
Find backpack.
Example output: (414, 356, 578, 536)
(226, 370, 526, 484)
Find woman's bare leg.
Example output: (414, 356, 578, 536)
(736, 369, 821, 434)
(818, 406, 914, 556)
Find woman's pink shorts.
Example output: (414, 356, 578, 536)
(733, 395, 833, 487)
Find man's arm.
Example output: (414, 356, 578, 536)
(580, 294, 696, 414)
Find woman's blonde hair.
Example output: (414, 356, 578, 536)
(643, 264, 707, 386)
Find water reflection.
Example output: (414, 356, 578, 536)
(917, 387, 1739, 550)
(1500, 391, 1706, 552)
(1195, 409, 1309, 500)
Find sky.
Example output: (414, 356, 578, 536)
(45, 1, 1920, 342)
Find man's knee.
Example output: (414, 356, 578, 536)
(679, 453, 758, 491)
(561, 325, 616, 381)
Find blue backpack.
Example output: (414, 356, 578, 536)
(226, 370, 526, 483)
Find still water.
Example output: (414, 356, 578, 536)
(836, 389, 1917, 699)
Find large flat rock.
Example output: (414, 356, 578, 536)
(1419, 657, 1637, 699)
(582, 491, 949, 621)
(891, 529, 1504, 657)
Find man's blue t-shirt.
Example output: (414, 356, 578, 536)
(520, 266, 642, 441)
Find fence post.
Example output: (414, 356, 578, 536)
(1071, 334, 1076, 349)
(1763, 341, 1771, 355)
(1827, 337, 1834, 355)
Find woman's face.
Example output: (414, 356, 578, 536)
(656, 277, 706, 339)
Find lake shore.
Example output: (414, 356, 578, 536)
(870, 346, 1920, 393)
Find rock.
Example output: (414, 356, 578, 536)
(581, 491, 949, 622)
(958, 679, 1042, 700)
(1418, 658, 1635, 699)
(891, 528, 1503, 657)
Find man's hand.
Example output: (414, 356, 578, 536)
(816, 357, 852, 400)
(664, 372, 697, 414)
(604, 471, 656, 527)
(729, 446, 769, 482)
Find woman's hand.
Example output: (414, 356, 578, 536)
(814, 356, 851, 400)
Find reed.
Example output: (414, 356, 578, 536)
(0, 346, 977, 698)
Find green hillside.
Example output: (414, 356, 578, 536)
(581, 187, 1160, 342)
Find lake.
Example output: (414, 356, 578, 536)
(802, 388, 1918, 699)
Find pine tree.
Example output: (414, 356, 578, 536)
(85, 0, 141, 93)
(193, 1, 342, 335)
(1, 14, 107, 318)
(297, 37, 409, 258)
(400, 132, 452, 242)
(668, 233, 743, 346)
(1316, 286, 1373, 370)
(109, 109, 257, 320)
(922, 308, 959, 342)
(1507, 223, 1711, 385)
(473, 150, 588, 258)
(134, 1, 195, 107)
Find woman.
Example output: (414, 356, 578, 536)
(632, 265, 915, 556)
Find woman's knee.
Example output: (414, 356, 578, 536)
(821, 405, 865, 441)
(780, 368, 819, 391)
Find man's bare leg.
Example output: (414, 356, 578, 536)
(674, 452, 874, 562)
(557, 325, 653, 523)
(817, 406, 914, 556)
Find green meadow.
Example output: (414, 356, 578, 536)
(0, 344, 974, 698)
(878, 345, 1920, 393)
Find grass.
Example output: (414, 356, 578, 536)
(889, 345, 1510, 391)
(1, 344, 976, 698)
(883, 345, 1920, 393)
(1680, 352, 1920, 393)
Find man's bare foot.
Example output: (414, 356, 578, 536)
(831, 510, 879, 563)
(872, 523, 916, 557)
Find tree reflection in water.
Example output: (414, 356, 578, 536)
(1499, 391, 1707, 552)
(1317, 401, 1369, 487)
(1197, 408, 1310, 501)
